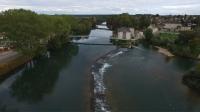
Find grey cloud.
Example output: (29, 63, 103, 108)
(0, 0, 199, 14)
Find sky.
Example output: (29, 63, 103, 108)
(0, 0, 200, 15)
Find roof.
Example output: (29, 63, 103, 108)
(163, 23, 182, 29)
(118, 27, 131, 32)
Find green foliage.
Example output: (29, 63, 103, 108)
(196, 63, 200, 74)
(0, 9, 47, 57)
(0, 9, 93, 56)
(107, 14, 150, 31)
(71, 18, 93, 35)
(46, 16, 71, 50)
(148, 30, 200, 58)
(138, 16, 151, 30)
(151, 33, 178, 47)
(172, 31, 200, 58)
(144, 29, 153, 42)
(182, 63, 200, 92)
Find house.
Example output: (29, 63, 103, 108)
(0, 33, 11, 50)
(178, 26, 192, 31)
(116, 27, 144, 40)
(117, 28, 132, 40)
(161, 23, 192, 32)
(148, 24, 159, 34)
(162, 23, 182, 32)
(0, 33, 4, 40)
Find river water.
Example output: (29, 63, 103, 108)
(0, 26, 200, 112)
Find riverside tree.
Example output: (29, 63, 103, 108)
(144, 28, 153, 42)
(0, 9, 48, 57)
(0, 9, 93, 57)
(107, 13, 150, 31)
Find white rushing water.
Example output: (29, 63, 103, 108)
(92, 49, 127, 112)
(93, 63, 112, 112)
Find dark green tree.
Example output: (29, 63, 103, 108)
(0, 9, 48, 57)
(144, 28, 153, 42)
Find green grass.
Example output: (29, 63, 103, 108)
(159, 32, 178, 42)
(151, 32, 178, 46)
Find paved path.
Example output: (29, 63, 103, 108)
(0, 50, 19, 64)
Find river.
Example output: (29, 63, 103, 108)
(0, 26, 200, 112)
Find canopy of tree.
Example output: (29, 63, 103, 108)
(172, 31, 200, 58)
(0, 9, 93, 57)
(107, 13, 150, 31)
(144, 29, 153, 42)
(182, 63, 200, 92)
(147, 30, 200, 58)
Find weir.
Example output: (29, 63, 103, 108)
(91, 48, 128, 112)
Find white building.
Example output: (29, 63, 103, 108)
(162, 23, 182, 32)
(148, 24, 159, 34)
(117, 28, 132, 40)
(116, 27, 144, 40)
(178, 26, 192, 31)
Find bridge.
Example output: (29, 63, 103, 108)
(69, 35, 89, 38)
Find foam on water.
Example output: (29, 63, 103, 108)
(99, 63, 112, 75)
(91, 49, 127, 112)
(110, 51, 123, 58)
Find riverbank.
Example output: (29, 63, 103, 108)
(155, 46, 174, 57)
(0, 51, 30, 78)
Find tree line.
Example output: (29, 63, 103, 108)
(0, 9, 94, 57)
(106, 13, 151, 31)
(144, 29, 200, 59)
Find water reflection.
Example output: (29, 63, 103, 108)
(186, 89, 200, 111)
(171, 58, 197, 70)
(9, 44, 79, 103)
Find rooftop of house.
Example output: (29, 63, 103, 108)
(118, 27, 131, 32)
(163, 23, 182, 29)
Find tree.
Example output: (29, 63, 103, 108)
(0, 9, 48, 57)
(172, 30, 200, 58)
(138, 16, 151, 30)
(0, 9, 93, 56)
(47, 16, 71, 50)
(144, 29, 153, 42)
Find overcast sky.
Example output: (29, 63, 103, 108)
(0, 0, 200, 15)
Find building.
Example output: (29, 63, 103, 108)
(162, 23, 182, 32)
(161, 23, 192, 32)
(0, 33, 11, 51)
(116, 27, 144, 40)
(178, 26, 192, 31)
(148, 24, 159, 34)
(117, 27, 132, 40)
